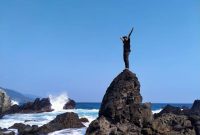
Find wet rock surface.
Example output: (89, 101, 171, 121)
(4, 98, 52, 115)
(80, 117, 89, 123)
(9, 123, 39, 135)
(63, 98, 76, 109)
(7, 112, 85, 135)
(87, 69, 152, 135)
(86, 69, 200, 135)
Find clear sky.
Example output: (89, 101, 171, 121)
(0, 0, 200, 103)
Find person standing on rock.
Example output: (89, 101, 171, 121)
(120, 28, 133, 69)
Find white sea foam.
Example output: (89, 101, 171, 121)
(0, 108, 98, 134)
(152, 109, 162, 114)
(11, 100, 19, 105)
(0, 105, 164, 135)
(49, 93, 69, 111)
(48, 128, 86, 135)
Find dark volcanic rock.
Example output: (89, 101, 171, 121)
(8, 112, 85, 135)
(63, 98, 76, 109)
(154, 105, 183, 118)
(86, 69, 200, 135)
(5, 98, 52, 114)
(99, 69, 143, 120)
(39, 112, 85, 134)
(86, 69, 152, 135)
(190, 100, 200, 115)
(152, 113, 195, 134)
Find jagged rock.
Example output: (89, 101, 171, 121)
(154, 105, 183, 118)
(7, 112, 85, 135)
(4, 98, 52, 115)
(99, 69, 143, 121)
(0, 89, 11, 115)
(152, 113, 195, 134)
(86, 69, 200, 135)
(190, 100, 200, 115)
(39, 112, 85, 134)
(9, 123, 39, 135)
(63, 98, 76, 109)
(86, 69, 152, 135)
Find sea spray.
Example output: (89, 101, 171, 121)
(49, 93, 69, 111)
(11, 100, 19, 106)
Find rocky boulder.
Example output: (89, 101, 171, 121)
(99, 69, 143, 120)
(86, 69, 200, 135)
(152, 113, 195, 134)
(9, 123, 39, 135)
(80, 117, 89, 122)
(154, 105, 183, 118)
(4, 98, 52, 114)
(190, 100, 200, 115)
(39, 112, 85, 134)
(63, 98, 76, 109)
(86, 69, 152, 135)
(8, 112, 85, 135)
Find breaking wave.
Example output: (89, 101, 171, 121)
(11, 100, 19, 106)
(49, 93, 69, 111)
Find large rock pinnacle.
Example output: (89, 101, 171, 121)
(99, 69, 143, 120)
(86, 70, 152, 135)
(86, 69, 199, 135)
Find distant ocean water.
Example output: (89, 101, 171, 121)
(0, 100, 193, 135)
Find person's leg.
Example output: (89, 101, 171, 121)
(123, 52, 126, 68)
(124, 52, 129, 69)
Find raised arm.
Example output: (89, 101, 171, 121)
(128, 27, 134, 38)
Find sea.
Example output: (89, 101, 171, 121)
(0, 94, 192, 135)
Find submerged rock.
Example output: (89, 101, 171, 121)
(80, 117, 89, 122)
(39, 112, 85, 134)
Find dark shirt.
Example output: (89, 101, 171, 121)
(123, 38, 131, 52)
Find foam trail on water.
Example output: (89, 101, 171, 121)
(49, 93, 69, 111)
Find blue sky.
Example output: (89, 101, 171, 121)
(0, 0, 200, 103)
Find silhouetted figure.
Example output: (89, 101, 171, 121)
(120, 28, 133, 69)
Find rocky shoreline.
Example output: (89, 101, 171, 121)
(0, 69, 200, 135)
(86, 69, 200, 135)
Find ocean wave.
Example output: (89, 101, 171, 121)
(0, 108, 99, 129)
(49, 93, 69, 111)
(11, 100, 19, 106)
